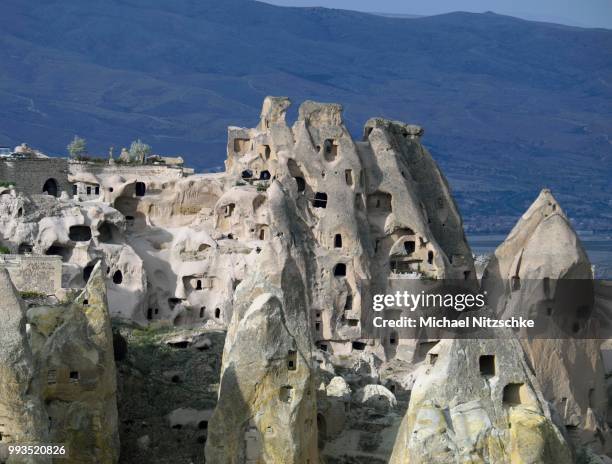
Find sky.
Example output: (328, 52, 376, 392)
(261, 0, 612, 29)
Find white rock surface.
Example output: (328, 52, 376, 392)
(390, 337, 572, 463)
(482, 189, 611, 453)
(355, 384, 397, 411)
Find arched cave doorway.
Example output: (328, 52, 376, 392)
(83, 264, 95, 283)
(135, 182, 146, 197)
(113, 270, 123, 285)
(42, 178, 59, 197)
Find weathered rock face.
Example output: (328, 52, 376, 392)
(361, 117, 475, 281)
(0, 191, 147, 320)
(222, 97, 475, 363)
(3, 97, 605, 463)
(389, 337, 573, 464)
(482, 189, 593, 319)
(482, 189, 610, 454)
(0, 269, 49, 463)
(0, 96, 474, 352)
(0, 165, 260, 327)
(27, 263, 120, 463)
(205, 182, 319, 463)
(204, 97, 481, 462)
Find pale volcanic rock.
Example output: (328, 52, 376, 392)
(355, 384, 397, 412)
(3, 97, 601, 462)
(0, 192, 147, 319)
(482, 190, 610, 453)
(206, 290, 318, 463)
(129, 221, 253, 326)
(27, 263, 120, 463)
(482, 189, 592, 317)
(326, 376, 351, 400)
(213, 186, 270, 241)
(0, 269, 49, 463)
(205, 268, 319, 462)
(206, 175, 319, 462)
(361, 117, 475, 281)
(220, 97, 477, 366)
(389, 338, 572, 464)
(204, 96, 496, 462)
(0, 96, 476, 350)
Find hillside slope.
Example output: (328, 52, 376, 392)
(0, 0, 611, 230)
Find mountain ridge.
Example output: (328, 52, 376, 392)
(1, 0, 611, 231)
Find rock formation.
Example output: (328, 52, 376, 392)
(0, 192, 146, 319)
(27, 262, 120, 463)
(389, 337, 573, 463)
(482, 189, 610, 454)
(205, 174, 322, 462)
(0, 97, 475, 346)
(0, 263, 119, 463)
(0, 269, 49, 463)
(0, 98, 608, 463)
(205, 97, 480, 462)
(205, 244, 319, 462)
(223, 97, 475, 362)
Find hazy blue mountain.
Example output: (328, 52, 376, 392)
(1, 0, 611, 231)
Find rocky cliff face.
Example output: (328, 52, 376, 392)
(482, 189, 610, 454)
(0, 264, 119, 463)
(0, 192, 146, 320)
(482, 189, 593, 318)
(205, 97, 481, 462)
(205, 245, 319, 462)
(0, 269, 49, 463)
(205, 177, 320, 462)
(1, 98, 608, 463)
(389, 337, 572, 464)
(0, 96, 475, 348)
(27, 263, 119, 463)
(222, 97, 475, 360)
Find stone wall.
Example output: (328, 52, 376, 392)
(0, 158, 190, 200)
(0, 254, 62, 295)
(0, 157, 70, 197)
(68, 161, 187, 182)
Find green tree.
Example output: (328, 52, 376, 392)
(128, 139, 152, 163)
(67, 136, 87, 159)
